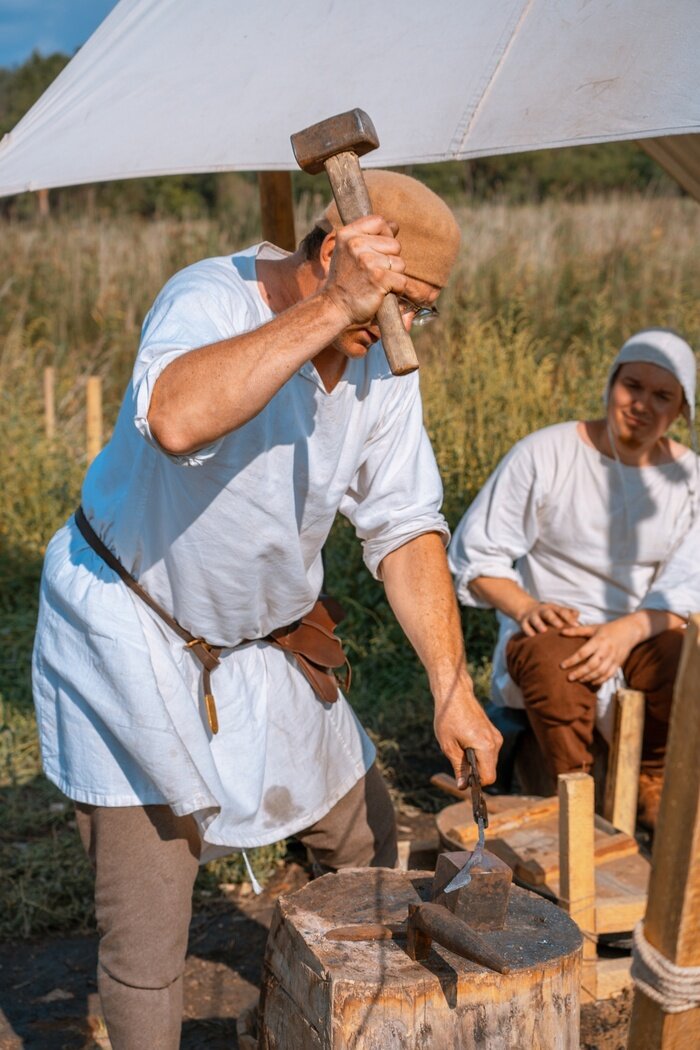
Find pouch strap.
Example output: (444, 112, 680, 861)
(74, 507, 222, 733)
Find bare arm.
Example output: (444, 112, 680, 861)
(381, 533, 502, 786)
(469, 576, 580, 635)
(148, 291, 345, 454)
(148, 216, 406, 455)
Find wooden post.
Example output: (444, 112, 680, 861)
(43, 365, 56, 439)
(627, 615, 700, 1049)
(86, 376, 103, 463)
(604, 689, 645, 835)
(559, 772, 598, 1000)
(258, 172, 296, 252)
(37, 188, 50, 218)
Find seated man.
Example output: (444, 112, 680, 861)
(449, 329, 698, 828)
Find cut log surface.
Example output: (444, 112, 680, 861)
(260, 867, 581, 1049)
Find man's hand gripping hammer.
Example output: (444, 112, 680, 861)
(291, 108, 419, 376)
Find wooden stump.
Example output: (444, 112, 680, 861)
(260, 868, 581, 1049)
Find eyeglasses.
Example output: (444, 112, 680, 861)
(396, 296, 439, 327)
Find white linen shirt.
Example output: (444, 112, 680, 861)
(32, 243, 448, 858)
(448, 421, 698, 740)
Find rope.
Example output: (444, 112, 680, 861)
(631, 921, 700, 1014)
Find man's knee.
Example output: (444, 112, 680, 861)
(296, 764, 397, 872)
(98, 898, 192, 991)
(625, 627, 685, 695)
(506, 629, 585, 699)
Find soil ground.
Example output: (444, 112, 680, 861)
(0, 809, 632, 1050)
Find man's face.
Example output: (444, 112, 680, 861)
(331, 276, 441, 360)
(608, 361, 684, 449)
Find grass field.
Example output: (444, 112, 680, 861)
(1, 192, 698, 938)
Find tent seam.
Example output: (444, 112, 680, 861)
(449, 0, 534, 157)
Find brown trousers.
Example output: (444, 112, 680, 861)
(506, 627, 684, 778)
(76, 763, 396, 1050)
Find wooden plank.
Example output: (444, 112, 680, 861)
(604, 688, 645, 835)
(435, 790, 544, 821)
(628, 615, 700, 1049)
(591, 853, 650, 934)
(446, 811, 637, 885)
(595, 956, 632, 1000)
(431, 772, 470, 799)
(86, 375, 103, 463)
(559, 772, 598, 999)
(258, 171, 296, 252)
(43, 365, 56, 439)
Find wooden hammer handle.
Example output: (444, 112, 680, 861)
(324, 152, 419, 376)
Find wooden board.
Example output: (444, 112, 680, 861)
(437, 795, 650, 935)
(559, 774, 598, 997)
(440, 802, 638, 884)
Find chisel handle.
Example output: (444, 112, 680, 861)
(324, 151, 419, 376)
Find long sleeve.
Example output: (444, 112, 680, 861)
(448, 437, 542, 608)
(641, 509, 700, 619)
(339, 372, 449, 580)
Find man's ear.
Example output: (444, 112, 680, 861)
(318, 230, 336, 274)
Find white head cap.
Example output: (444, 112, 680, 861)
(604, 328, 696, 424)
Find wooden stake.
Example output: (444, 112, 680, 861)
(627, 615, 700, 1049)
(559, 772, 598, 1000)
(258, 172, 296, 252)
(37, 188, 50, 218)
(43, 365, 56, 439)
(604, 688, 645, 836)
(86, 376, 103, 463)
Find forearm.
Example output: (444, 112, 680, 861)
(382, 533, 473, 702)
(620, 608, 686, 645)
(381, 533, 502, 784)
(469, 576, 535, 621)
(148, 290, 346, 454)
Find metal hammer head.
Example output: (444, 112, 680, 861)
(291, 108, 379, 174)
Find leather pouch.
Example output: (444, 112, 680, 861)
(267, 595, 351, 703)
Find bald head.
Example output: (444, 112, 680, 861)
(319, 170, 461, 288)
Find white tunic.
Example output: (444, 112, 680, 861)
(448, 421, 698, 739)
(32, 244, 448, 858)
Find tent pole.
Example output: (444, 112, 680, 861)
(258, 172, 296, 252)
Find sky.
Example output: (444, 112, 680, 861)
(0, 0, 119, 68)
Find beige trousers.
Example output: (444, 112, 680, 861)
(76, 764, 397, 1050)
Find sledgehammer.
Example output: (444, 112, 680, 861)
(291, 108, 419, 376)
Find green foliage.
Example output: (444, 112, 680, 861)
(403, 142, 676, 203)
(0, 194, 698, 937)
(0, 51, 70, 137)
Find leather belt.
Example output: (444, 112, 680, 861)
(73, 507, 350, 734)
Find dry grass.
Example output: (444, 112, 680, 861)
(0, 192, 698, 937)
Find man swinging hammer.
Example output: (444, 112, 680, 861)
(33, 170, 501, 1048)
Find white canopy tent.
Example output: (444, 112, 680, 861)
(0, 0, 698, 203)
